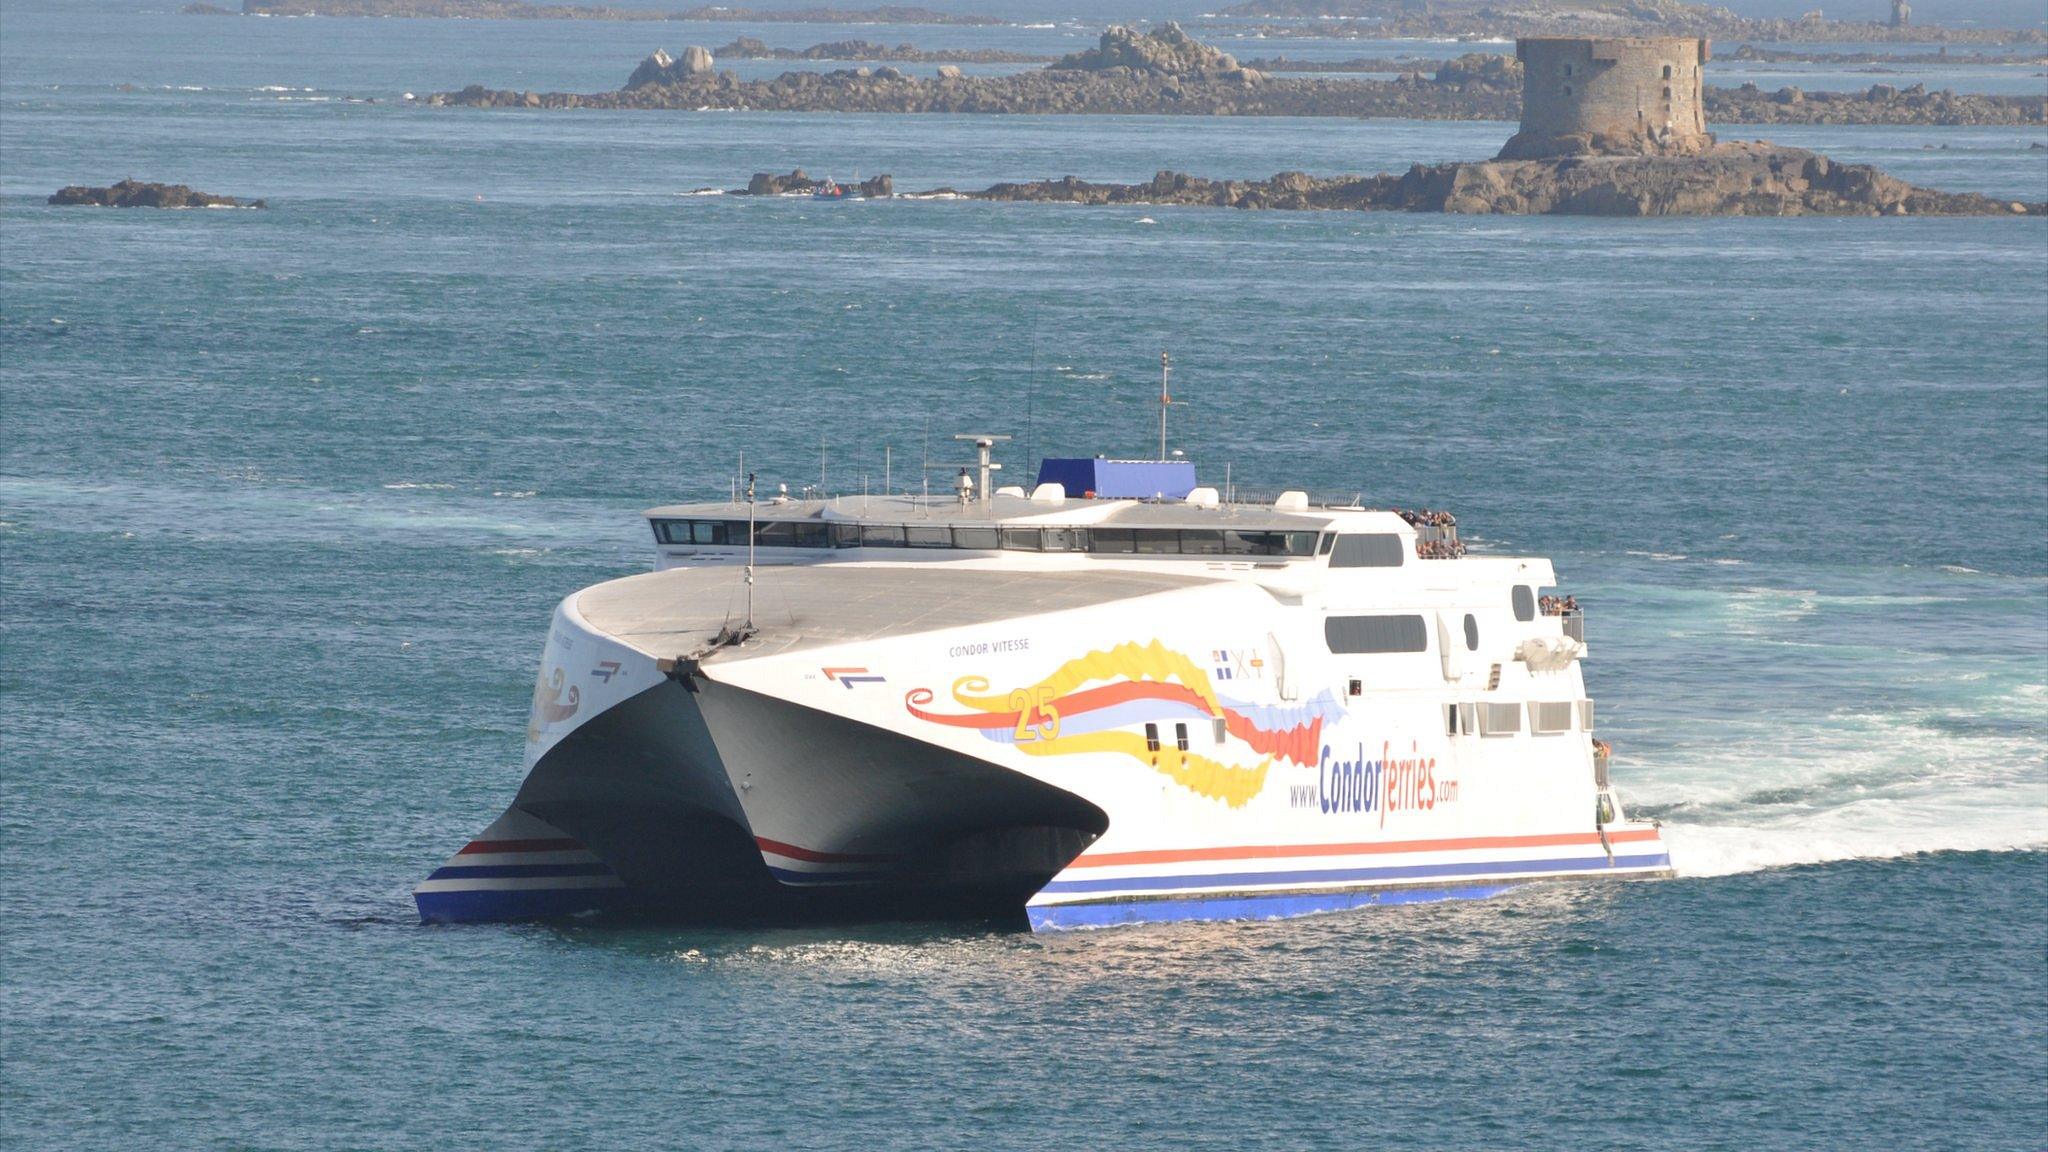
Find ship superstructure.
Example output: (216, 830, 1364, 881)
(417, 445, 1668, 930)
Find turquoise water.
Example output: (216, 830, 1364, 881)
(3, 2, 2046, 1147)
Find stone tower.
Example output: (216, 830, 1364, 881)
(1498, 37, 1713, 160)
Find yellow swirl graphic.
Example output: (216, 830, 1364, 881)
(941, 640, 1268, 808)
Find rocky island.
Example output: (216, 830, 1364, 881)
(48, 179, 264, 208)
(427, 24, 2047, 127)
(734, 37, 2042, 218)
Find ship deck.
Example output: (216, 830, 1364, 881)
(572, 563, 1219, 661)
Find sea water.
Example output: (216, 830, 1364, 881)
(2, 2, 2045, 1148)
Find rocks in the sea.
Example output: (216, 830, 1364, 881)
(1048, 22, 1243, 78)
(430, 28, 2045, 125)
(626, 45, 714, 89)
(956, 146, 2043, 217)
(741, 169, 893, 198)
(48, 179, 263, 209)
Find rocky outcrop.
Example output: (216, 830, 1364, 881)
(1048, 22, 1249, 79)
(48, 179, 263, 208)
(429, 39, 2045, 125)
(741, 169, 893, 197)
(957, 146, 2043, 217)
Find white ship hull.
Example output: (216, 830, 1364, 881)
(417, 498, 1671, 931)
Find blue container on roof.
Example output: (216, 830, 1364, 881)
(1036, 458, 1198, 500)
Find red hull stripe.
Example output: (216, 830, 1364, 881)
(754, 836, 901, 864)
(1070, 828, 1664, 869)
(458, 837, 584, 855)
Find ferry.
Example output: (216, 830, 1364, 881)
(417, 416, 1670, 930)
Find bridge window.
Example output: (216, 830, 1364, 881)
(1325, 614, 1429, 655)
(861, 524, 906, 547)
(1090, 528, 1135, 554)
(905, 525, 952, 548)
(1513, 585, 1536, 622)
(1464, 613, 1479, 651)
(1133, 529, 1179, 554)
(1178, 529, 1224, 555)
(1330, 533, 1405, 568)
(1001, 527, 1044, 551)
(952, 526, 1001, 550)
(1529, 702, 1576, 734)
(1479, 703, 1521, 736)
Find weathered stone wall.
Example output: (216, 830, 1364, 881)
(1501, 37, 1711, 158)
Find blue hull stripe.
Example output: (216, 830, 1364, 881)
(1038, 852, 1671, 895)
(426, 862, 616, 881)
(416, 886, 622, 924)
(1028, 882, 1522, 931)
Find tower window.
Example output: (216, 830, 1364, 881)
(1664, 86, 1673, 100)
(1663, 64, 1674, 79)
(1563, 85, 1573, 98)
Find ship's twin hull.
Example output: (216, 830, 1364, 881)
(417, 675, 1671, 931)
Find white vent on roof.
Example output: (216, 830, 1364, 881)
(1185, 486, 1219, 509)
(995, 485, 1026, 498)
(1029, 482, 1066, 504)
(1274, 490, 1310, 511)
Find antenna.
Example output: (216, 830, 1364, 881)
(1158, 350, 1171, 462)
(744, 472, 757, 633)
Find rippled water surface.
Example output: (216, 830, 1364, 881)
(3, 2, 2045, 1148)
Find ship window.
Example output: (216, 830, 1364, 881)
(1464, 613, 1479, 651)
(1579, 699, 1595, 730)
(1001, 527, 1044, 551)
(905, 525, 952, 548)
(1325, 614, 1429, 655)
(1179, 529, 1224, 555)
(1213, 717, 1228, 745)
(653, 519, 685, 544)
(753, 521, 797, 546)
(1459, 703, 1478, 733)
(831, 523, 861, 548)
(1175, 722, 1189, 751)
(1043, 527, 1086, 552)
(793, 522, 830, 548)
(952, 526, 1001, 550)
(1090, 528, 1135, 554)
(1144, 722, 1160, 753)
(1529, 702, 1575, 734)
(860, 524, 906, 547)
(1317, 533, 1336, 555)
(1479, 702, 1522, 736)
(1329, 534, 1405, 568)
(1348, 678, 1362, 697)
(1512, 585, 1536, 622)
(1445, 703, 1460, 734)
(1133, 529, 1180, 554)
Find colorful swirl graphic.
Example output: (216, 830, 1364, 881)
(904, 640, 1333, 808)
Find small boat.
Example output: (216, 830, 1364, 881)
(811, 178, 859, 201)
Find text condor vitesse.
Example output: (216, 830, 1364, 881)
(1290, 741, 1460, 825)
